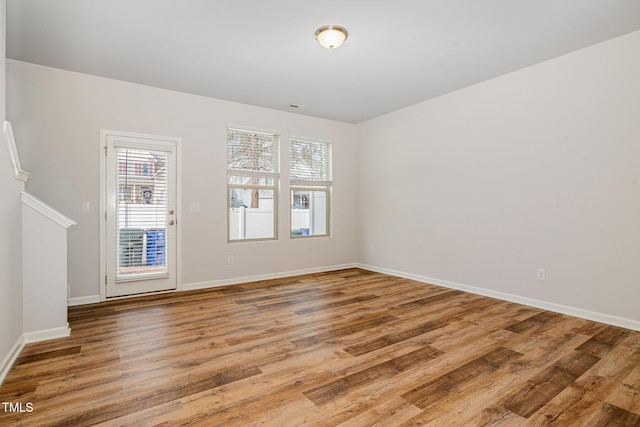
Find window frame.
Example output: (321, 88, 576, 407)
(289, 137, 332, 239)
(227, 127, 280, 243)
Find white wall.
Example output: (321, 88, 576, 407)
(6, 60, 358, 298)
(0, 0, 25, 376)
(357, 30, 640, 324)
(6, 26, 640, 328)
(22, 197, 72, 335)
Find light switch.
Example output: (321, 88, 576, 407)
(82, 202, 91, 212)
(190, 202, 200, 212)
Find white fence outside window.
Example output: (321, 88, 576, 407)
(229, 208, 275, 240)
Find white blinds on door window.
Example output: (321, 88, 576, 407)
(116, 147, 169, 280)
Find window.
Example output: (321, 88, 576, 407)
(227, 127, 279, 241)
(290, 138, 332, 237)
(115, 147, 169, 278)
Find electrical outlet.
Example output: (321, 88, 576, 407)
(228, 255, 234, 265)
(82, 202, 91, 212)
(190, 202, 200, 212)
(536, 268, 546, 281)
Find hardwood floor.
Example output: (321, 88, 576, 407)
(1, 268, 639, 426)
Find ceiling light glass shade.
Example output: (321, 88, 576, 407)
(315, 25, 348, 49)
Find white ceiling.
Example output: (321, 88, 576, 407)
(7, 1, 640, 123)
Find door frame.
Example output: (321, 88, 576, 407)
(99, 129, 182, 301)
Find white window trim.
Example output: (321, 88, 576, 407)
(227, 127, 280, 243)
(289, 138, 332, 239)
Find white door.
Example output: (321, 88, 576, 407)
(103, 132, 179, 298)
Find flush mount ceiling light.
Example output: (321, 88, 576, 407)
(315, 25, 348, 49)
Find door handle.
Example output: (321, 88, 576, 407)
(169, 210, 174, 215)
(169, 220, 175, 226)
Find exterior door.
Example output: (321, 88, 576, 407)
(103, 132, 178, 298)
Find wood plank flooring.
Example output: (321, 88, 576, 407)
(1, 268, 639, 426)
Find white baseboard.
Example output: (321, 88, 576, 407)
(0, 335, 26, 386)
(0, 325, 72, 386)
(23, 325, 71, 344)
(358, 263, 640, 332)
(68, 295, 101, 306)
(68, 264, 359, 305)
(183, 263, 358, 291)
